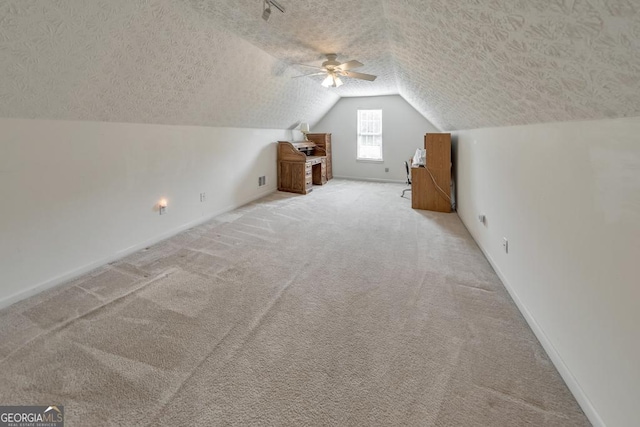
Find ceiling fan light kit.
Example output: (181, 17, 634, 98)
(322, 73, 343, 88)
(295, 54, 377, 88)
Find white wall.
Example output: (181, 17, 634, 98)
(312, 95, 440, 182)
(0, 118, 288, 308)
(454, 116, 640, 427)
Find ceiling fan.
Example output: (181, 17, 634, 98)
(294, 54, 377, 87)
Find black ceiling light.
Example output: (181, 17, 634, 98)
(262, 0, 285, 21)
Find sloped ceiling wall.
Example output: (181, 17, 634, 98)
(387, 0, 640, 130)
(0, 0, 338, 129)
(1, 0, 639, 131)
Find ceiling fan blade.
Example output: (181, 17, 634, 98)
(342, 70, 377, 81)
(292, 72, 327, 78)
(336, 60, 363, 71)
(294, 63, 325, 70)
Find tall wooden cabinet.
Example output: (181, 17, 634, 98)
(306, 133, 332, 180)
(411, 133, 452, 212)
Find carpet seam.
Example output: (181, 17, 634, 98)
(0, 269, 178, 365)
(144, 264, 306, 426)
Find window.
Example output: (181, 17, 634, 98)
(357, 109, 383, 161)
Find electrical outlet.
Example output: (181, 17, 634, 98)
(200, 192, 206, 202)
(258, 176, 266, 187)
(478, 214, 485, 224)
(385, 168, 389, 173)
(503, 237, 508, 254)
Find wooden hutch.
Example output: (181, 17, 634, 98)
(411, 133, 452, 212)
(306, 133, 332, 180)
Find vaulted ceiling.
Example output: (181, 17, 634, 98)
(1, 0, 639, 131)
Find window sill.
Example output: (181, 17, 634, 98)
(356, 158, 384, 163)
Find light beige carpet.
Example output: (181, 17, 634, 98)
(0, 180, 589, 426)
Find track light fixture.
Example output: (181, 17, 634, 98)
(262, 0, 285, 21)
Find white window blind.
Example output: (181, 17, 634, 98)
(357, 109, 382, 161)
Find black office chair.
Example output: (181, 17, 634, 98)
(401, 161, 411, 198)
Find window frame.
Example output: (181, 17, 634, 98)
(356, 109, 383, 162)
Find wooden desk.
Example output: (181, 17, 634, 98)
(277, 141, 327, 194)
(307, 156, 327, 186)
(411, 167, 451, 212)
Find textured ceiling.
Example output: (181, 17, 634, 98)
(188, 0, 399, 98)
(388, 0, 640, 130)
(0, 0, 338, 129)
(1, 0, 639, 130)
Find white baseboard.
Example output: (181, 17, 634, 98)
(333, 175, 405, 184)
(456, 214, 605, 427)
(0, 188, 276, 310)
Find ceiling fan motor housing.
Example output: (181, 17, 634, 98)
(322, 54, 340, 70)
